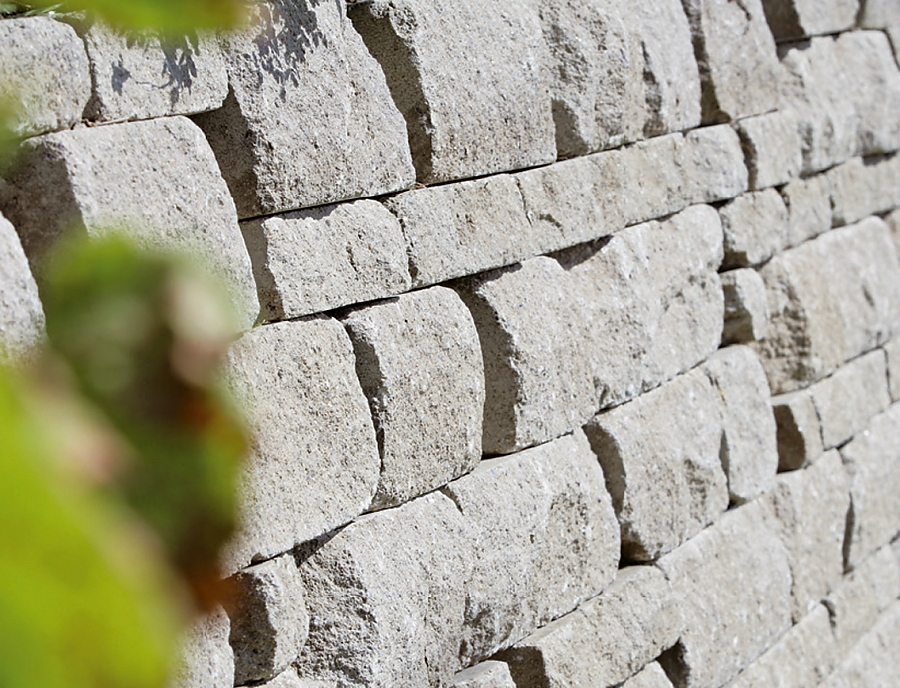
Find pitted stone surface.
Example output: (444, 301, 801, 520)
(780, 175, 833, 247)
(820, 601, 900, 688)
(168, 607, 233, 688)
(721, 269, 769, 345)
(446, 661, 516, 688)
(772, 389, 824, 471)
(828, 154, 900, 227)
(193, 0, 415, 218)
(340, 287, 484, 508)
(349, 0, 555, 184)
(761, 0, 858, 41)
(719, 188, 789, 269)
(736, 110, 803, 190)
(684, 125, 750, 203)
(259, 670, 334, 688)
(0, 213, 44, 364)
(620, 134, 689, 226)
(623, 663, 676, 688)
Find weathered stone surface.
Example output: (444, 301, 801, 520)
(735, 110, 803, 189)
(719, 188, 789, 268)
(194, 0, 414, 218)
(684, 125, 749, 204)
(349, 0, 555, 184)
(721, 269, 769, 345)
(340, 287, 484, 508)
(655, 501, 793, 688)
(840, 404, 900, 570)
(242, 200, 410, 322)
(772, 389, 824, 471)
(620, 134, 689, 226)
(447, 662, 516, 688)
(444, 430, 620, 664)
(168, 607, 233, 688)
(820, 601, 900, 688)
(498, 566, 682, 688)
(0, 213, 44, 364)
(220, 318, 379, 573)
(753, 218, 900, 394)
(780, 174, 832, 247)
(0, 17, 90, 137)
(229, 555, 308, 685)
(0, 117, 259, 330)
(828, 154, 900, 227)
(859, 0, 900, 27)
(701, 346, 778, 504)
(585, 369, 728, 562)
(682, 0, 781, 123)
(624, 663, 675, 688)
(453, 257, 595, 455)
(885, 339, 900, 402)
(258, 670, 334, 688)
(887, 207, 900, 255)
(761, 0, 858, 41)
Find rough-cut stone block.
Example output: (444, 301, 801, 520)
(828, 154, 900, 227)
(684, 125, 750, 204)
(682, 0, 781, 123)
(339, 287, 484, 508)
(840, 404, 900, 570)
(761, 0, 858, 40)
(885, 339, 900, 402)
(620, 134, 689, 226)
(168, 607, 233, 688)
(820, 601, 900, 688)
(258, 670, 334, 688)
(701, 346, 778, 504)
(585, 369, 728, 562)
(721, 269, 769, 345)
(221, 318, 379, 573)
(772, 389, 824, 471)
(383, 175, 533, 288)
(229, 555, 308, 685)
(447, 662, 516, 688)
(623, 663, 675, 688)
(242, 200, 410, 322)
(810, 350, 891, 450)
(443, 430, 620, 664)
(0, 117, 259, 330)
(194, 0, 414, 218)
(349, 0, 555, 184)
(0, 17, 90, 137)
(655, 501, 793, 688)
(735, 110, 803, 189)
(780, 175, 832, 247)
(753, 218, 900, 394)
(860, 0, 900, 27)
(719, 189, 789, 268)
(453, 257, 595, 455)
(0, 213, 44, 364)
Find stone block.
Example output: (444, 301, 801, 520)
(220, 318, 379, 573)
(339, 287, 484, 508)
(780, 174, 832, 247)
(168, 607, 233, 688)
(258, 670, 334, 688)
(447, 662, 516, 688)
(719, 189, 789, 269)
(443, 430, 620, 665)
(655, 500, 793, 688)
(721, 269, 769, 345)
(828, 154, 900, 227)
(228, 555, 308, 685)
(584, 369, 728, 562)
(620, 134, 689, 226)
(0, 16, 90, 137)
(684, 125, 749, 204)
(735, 110, 803, 189)
(349, 0, 555, 184)
(885, 339, 900, 402)
(241, 200, 410, 322)
(0, 213, 44, 364)
(760, 0, 858, 41)
(820, 601, 900, 688)
(623, 663, 676, 688)
(453, 257, 595, 455)
(701, 346, 778, 504)
(193, 0, 414, 218)
(860, 0, 900, 27)
(0, 117, 259, 330)
(681, 0, 781, 123)
(771, 389, 824, 471)
(498, 566, 681, 688)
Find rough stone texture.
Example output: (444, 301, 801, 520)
(168, 607, 234, 688)
(443, 430, 620, 665)
(0, 213, 44, 364)
(859, 0, 900, 27)
(753, 218, 900, 394)
(453, 257, 595, 455)
(885, 339, 900, 402)
(839, 403, 900, 570)
(220, 318, 380, 573)
(258, 670, 335, 688)
(681, 0, 781, 123)
(622, 663, 676, 688)
(684, 125, 749, 204)
(339, 287, 484, 508)
(620, 134, 689, 226)
(193, 0, 415, 218)
(820, 601, 900, 688)
(242, 200, 410, 322)
(655, 501, 793, 688)
(701, 346, 778, 504)
(721, 269, 769, 345)
(760, 0, 859, 40)
(348, 0, 555, 184)
(735, 110, 802, 190)
(810, 350, 891, 450)
(498, 566, 682, 688)
(780, 174, 833, 247)
(719, 188, 789, 269)
(828, 154, 900, 227)
(0, 117, 259, 330)
(446, 662, 516, 688)
(0, 16, 90, 137)
(771, 389, 824, 471)
(584, 369, 729, 562)
(229, 555, 309, 685)
(887, 207, 900, 255)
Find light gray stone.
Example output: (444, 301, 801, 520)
(623, 663, 675, 688)
(820, 601, 900, 688)
(761, 0, 859, 40)
(885, 339, 900, 402)
(620, 134, 689, 226)
(735, 110, 803, 189)
(681, 0, 782, 123)
(860, 0, 900, 27)
(888, 24, 900, 62)
(258, 670, 334, 688)
(0, 213, 44, 364)
(447, 662, 516, 688)
(721, 268, 769, 345)
(719, 188, 790, 269)
(241, 200, 410, 322)
(772, 389, 825, 471)
(339, 287, 484, 508)
(349, 0, 555, 184)
(453, 257, 595, 455)
(0, 16, 90, 137)
(220, 318, 380, 573)
(828, 154, 900, 227)
(780, 174, 832, 247)
(194, 0, 414, 218)
(585, 369, 728, 562)
(168, 607, 234, 688)
(655, 500, 793, 688)
(498, 566, 682, 688)
(229, 555, 308, 685)
(0, 117, 259, 330)
(887, 207, 900, 255)
(684, 125, 750, 204)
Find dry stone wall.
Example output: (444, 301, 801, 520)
(3, 0, 900, 686)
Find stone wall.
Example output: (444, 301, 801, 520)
(3, 0, 900, 686)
